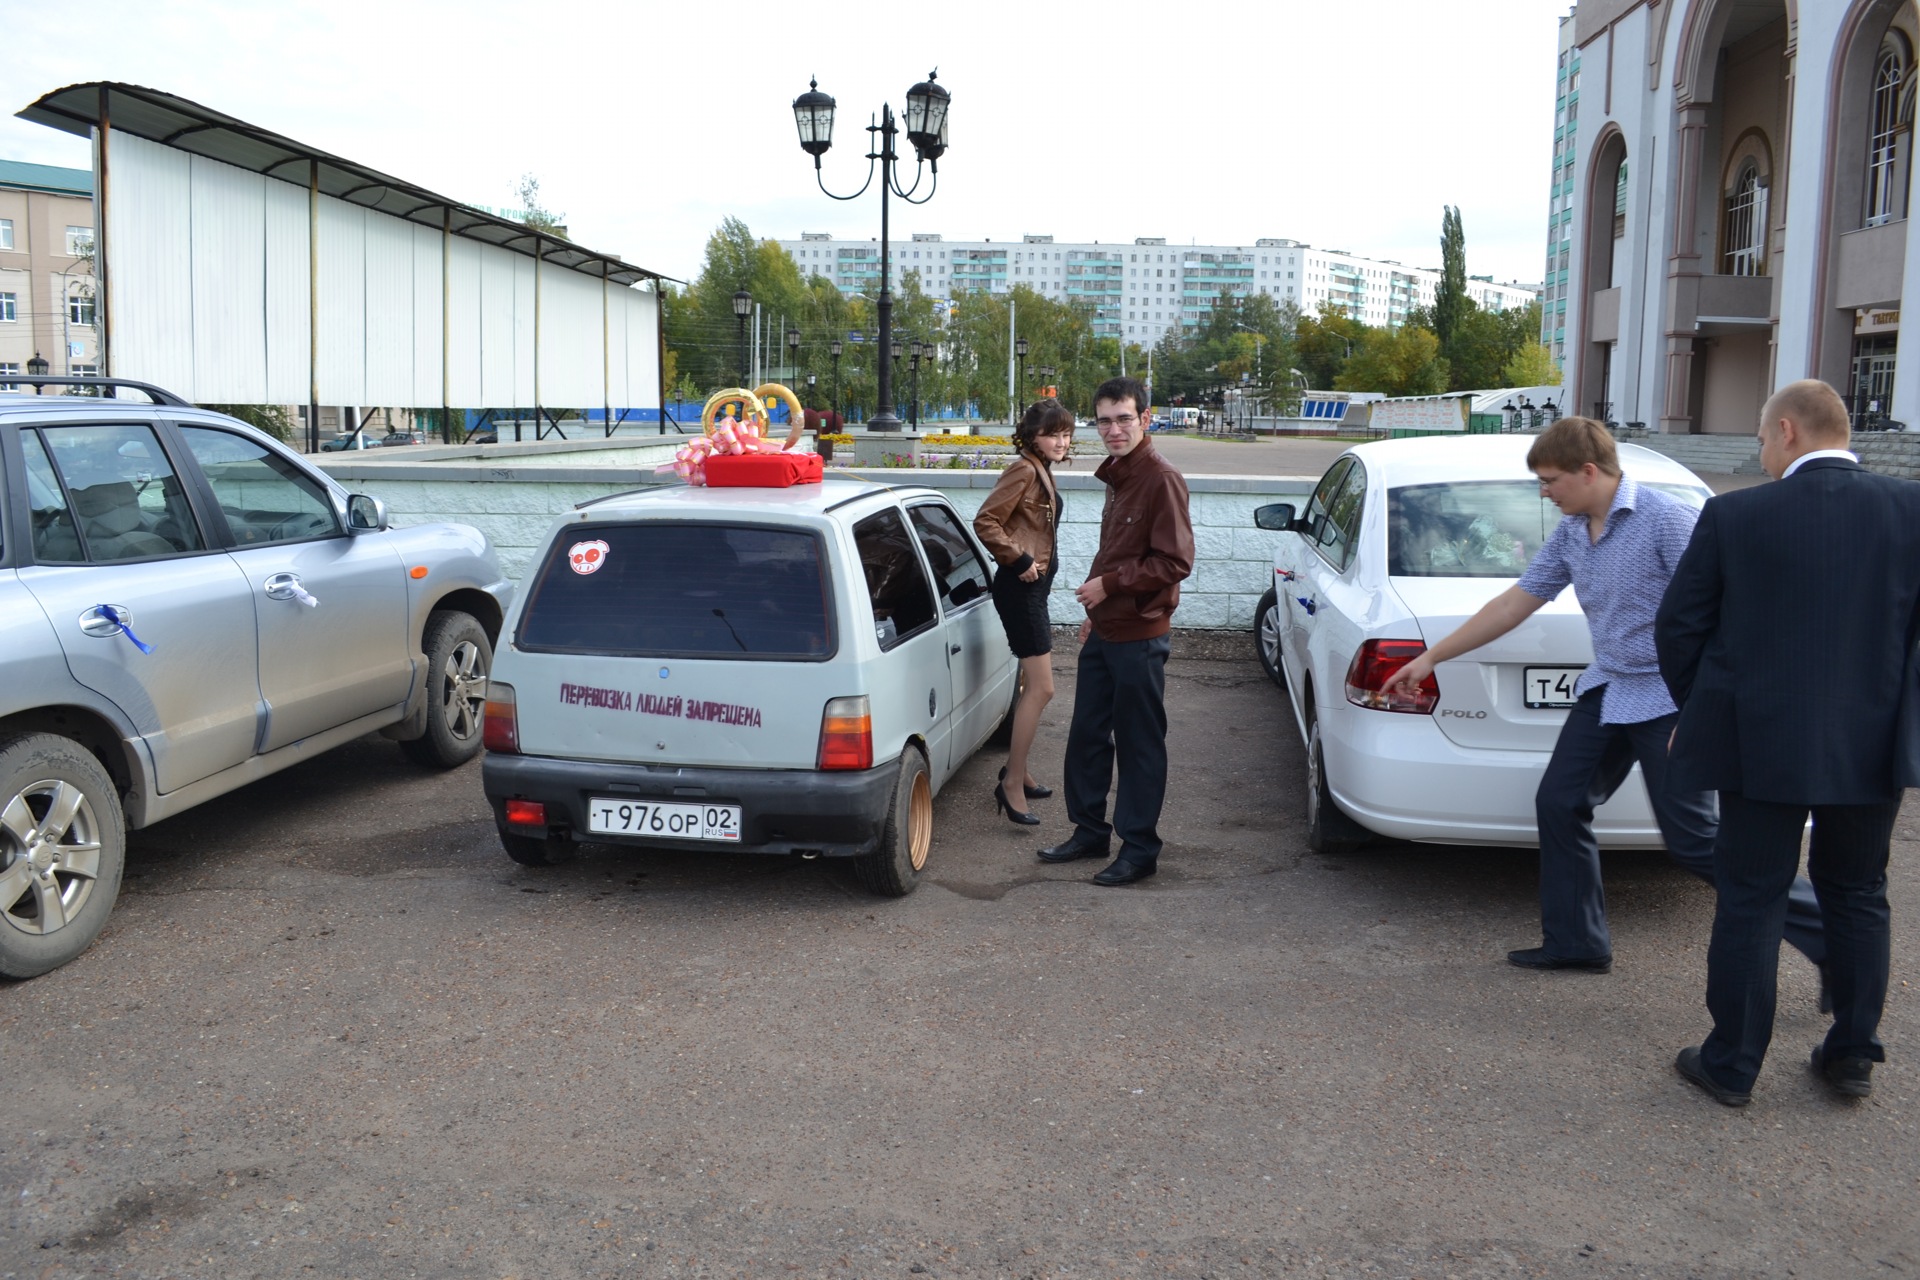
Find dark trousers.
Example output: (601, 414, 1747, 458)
(1063, 631, 1171, 866)
(1701, 792, 1899, 1091)
(1536, 687, 1827, 967)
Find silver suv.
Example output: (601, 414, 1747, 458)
(0, 378, 512, 977)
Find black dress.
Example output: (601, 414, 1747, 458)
(990, 481, 1061, 659)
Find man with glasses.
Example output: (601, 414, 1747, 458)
(1038, 377, 1194, 886)
(1385, 417, 1829, 989)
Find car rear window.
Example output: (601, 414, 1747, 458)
(1388, 480, 1708, 578)
(516, 521, 834, 659)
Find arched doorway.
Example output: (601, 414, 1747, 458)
(1578, 129, 1629, 423)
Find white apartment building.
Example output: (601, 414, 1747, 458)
(1541, 9, 1580, 370)
(777, 232, 1540, 345)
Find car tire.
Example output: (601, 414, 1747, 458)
(498, 826, 576, 867)
(1255, 587, 1285, 688)
(0, 732, 126, 979)
(855, 747, 932, 898)
(400, 611, 493, 769)
(1304, 707, 1368, 855)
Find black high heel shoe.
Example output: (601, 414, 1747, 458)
(999, 766, 1053, 800)
(994, 782, 1042, 826)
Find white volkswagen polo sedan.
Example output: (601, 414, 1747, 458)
(1252, 435, 1712, 852)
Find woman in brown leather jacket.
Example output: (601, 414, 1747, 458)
(972, 400, 1075, 824)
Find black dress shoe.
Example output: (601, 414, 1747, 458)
(993, 782, 1041, 827)
(1091, 859, 1157, 886)
(999, 766, 1052, 800)
(1037, 838, 1109, 863)
(1507, 946, 1612, 973)
(1675, 1046, 1752, 1107)
(1811, 1045, 1873, 1099)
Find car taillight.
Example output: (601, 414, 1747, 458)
(817, 695, 873, 771)
(1345, 639, 1439, 714)
(482, 680, 520, 752)
(504, 799, 546, 827)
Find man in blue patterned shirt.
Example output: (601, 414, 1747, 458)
(1388, 418, 1828, 980)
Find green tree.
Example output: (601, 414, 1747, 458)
(1502, 341, 1563, 388)
(1432, 206, 1467, 351)
(515, 174, 567, 240)
(1335, 326, 1449, 397)
(1295, 301, 1368, 391)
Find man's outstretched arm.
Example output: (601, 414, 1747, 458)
(1382, 585, 1549, 694)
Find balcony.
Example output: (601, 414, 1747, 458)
(1694, 275, 1772, 324)
(1834, 222, 1906, 311)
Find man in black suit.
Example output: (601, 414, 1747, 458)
(1656, 379, 1920, 1106)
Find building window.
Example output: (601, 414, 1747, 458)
(1866, 42, 1910, 227)
(1613, 159, 1629, 239)
(66, 226, 93, 258)
(69, 292, 96, 326)
(0, 218, 12, 250)
(1722, 164, 1766, 276)
(0, 362, 18, 390)
(0, 292, 14, 322)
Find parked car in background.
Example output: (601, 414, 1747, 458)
(0, 377, 513, 977)
(320, 431, 372, 452)
(1252, 435, 1713, 853)
(378, 429, 426, 447)
(482, 478, 1020, 896)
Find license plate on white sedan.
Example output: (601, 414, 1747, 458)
(1523, 666, 1586, 709)
(587, 798, 742, 842)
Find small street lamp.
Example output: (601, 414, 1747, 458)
(1016, 336, 1029, 396)
(732, 290, 753, 386)
(829, 338, 843, 427)
(791, 69, 950, 432)
(906, 339, 924, 430)
(786, 325, 801, 386)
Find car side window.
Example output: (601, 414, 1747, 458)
(1301, 457, 1352, 564)
(906, 503, 992, 612)
(1322, 460, 1368, 572)
(34, 424, 205, 563)
(851, 507, 938, 650)
(177, 427, 340, 545)
(20, 431, 83, 562)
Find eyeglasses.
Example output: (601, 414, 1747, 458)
(1095, 414, 1140, 430)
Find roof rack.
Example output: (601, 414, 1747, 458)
(1, 376, 191, 406)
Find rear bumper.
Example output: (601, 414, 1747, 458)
(1321, 706, 1665, 848)
(482, 752, 897, 857)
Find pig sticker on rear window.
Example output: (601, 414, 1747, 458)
(567, 540, 611, 575)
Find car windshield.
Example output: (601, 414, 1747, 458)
(1388, 479, 1708, 579)
(516, 521, 834, 659)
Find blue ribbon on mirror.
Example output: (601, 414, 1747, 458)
(98, 605, 154, 655)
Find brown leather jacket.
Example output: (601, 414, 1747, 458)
(1086, 437, 1194, 642)
(972, 455, 1057, 576)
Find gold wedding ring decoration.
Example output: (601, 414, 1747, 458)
(701, 384, 806, 450)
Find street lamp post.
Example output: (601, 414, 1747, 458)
(732, 290, 753, 387)
(829, 339, 843, 427)
(907, 339, 923, 430)
(785, 325, 801, 388)
(1015, 336, 1029, 401)
(792, 70, 950, 433)
(26, 351, 48, 394)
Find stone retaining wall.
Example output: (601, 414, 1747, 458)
(314, 456, 1315, 630)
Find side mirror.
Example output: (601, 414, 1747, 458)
(1254, 502, 1299, 532)
(347, 493, 390, 532)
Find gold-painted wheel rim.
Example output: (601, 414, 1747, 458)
(907, 771, 933, 871)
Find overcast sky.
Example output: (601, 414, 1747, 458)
(4, 0, 1571, 289)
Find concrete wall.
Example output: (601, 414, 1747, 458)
(1698, 332, 1772, 434)
(315, 456, 1316, 630)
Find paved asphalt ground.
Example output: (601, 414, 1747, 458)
(5, 643, 1916, 1279)
(1, 443, 1898, 1278)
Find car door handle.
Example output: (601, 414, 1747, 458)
(263, 573, 320, 608)
(950, 643, 962, 655)
(77, 605, 155, 653)
(1296, 596, 1317, 616)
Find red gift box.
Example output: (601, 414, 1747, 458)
(704, 451, 825, 488)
